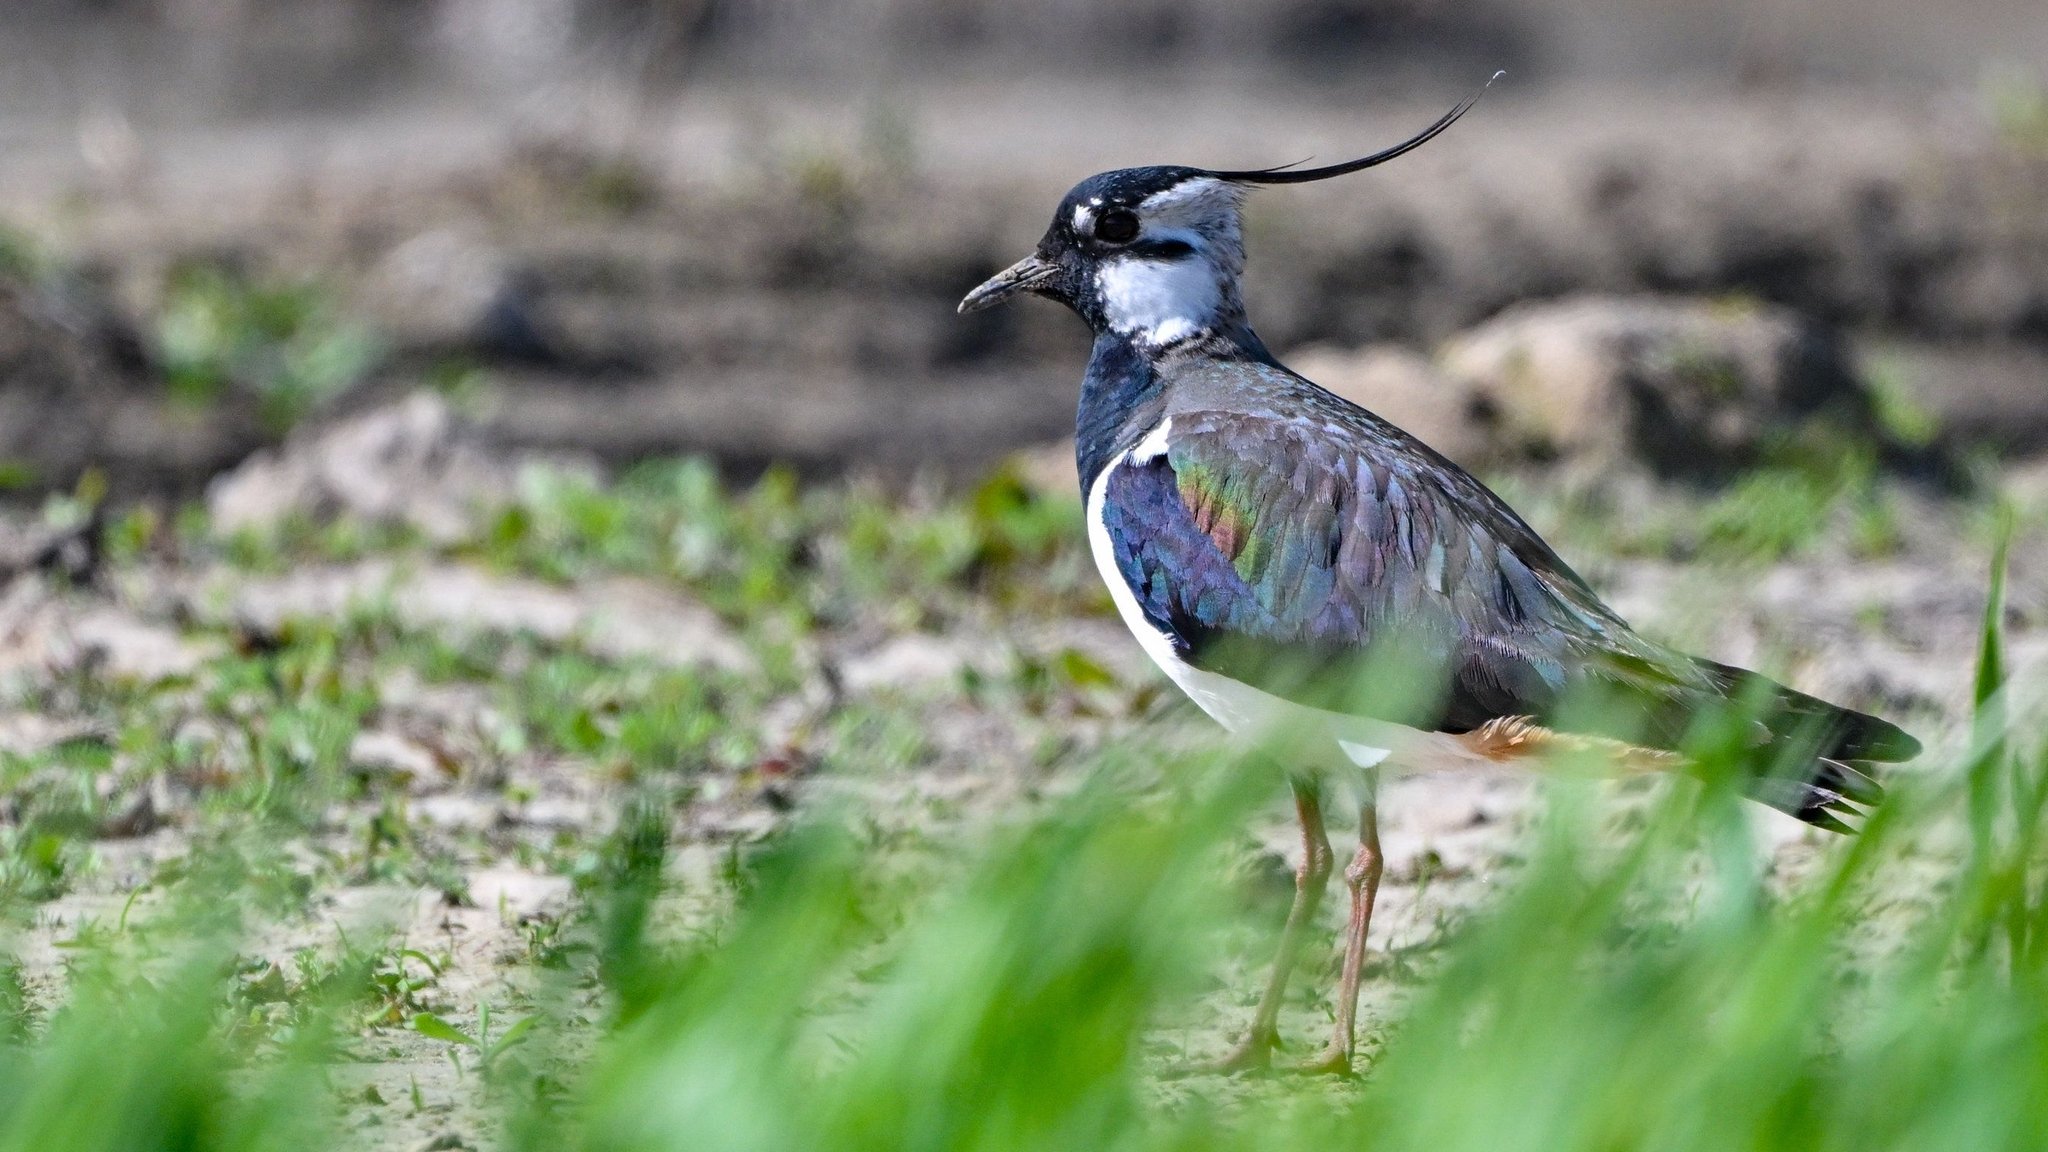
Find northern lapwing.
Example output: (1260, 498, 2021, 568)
(957, 78, 1919, 1075)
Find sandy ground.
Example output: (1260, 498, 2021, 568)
(2, 428, 2043, 1146)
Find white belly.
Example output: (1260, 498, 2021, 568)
(1084, 430, 1486, 777)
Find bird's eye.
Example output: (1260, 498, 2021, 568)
(1094, 208, 1140, 244)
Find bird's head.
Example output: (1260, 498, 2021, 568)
(958, 75, 1499, 351)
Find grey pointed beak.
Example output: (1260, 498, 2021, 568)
(957, 254, 1059, 314)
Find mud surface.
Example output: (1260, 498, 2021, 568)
(2, 408, 2045, 1144)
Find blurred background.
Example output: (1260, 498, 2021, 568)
(0, 0, 2044, 488)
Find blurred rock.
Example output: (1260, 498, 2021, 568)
(367, 229, 553, 362)
(466, 867, 573, 920)
(412, 794, 499, 833)
(207, 393, 583, 544)
(0, 274, 264, 494)
(0, 576, 216, 689)
(1287, 343, 1497, 468)
(0, 508, 98, 583)
(189, 560, 753, 673)
(99, 779, 169, 839)
(839, 633, 988, 693)
(0, 279, 124, 488)
(1864, 342, 2048, 458)
(2009, 456, 2048, 510)
(514, 794, 600, 832)
(370, 673, 523, 786)
(67, 606, 217, 682)
(1439, 296, 1872, 476)
(348, 729, 446, 789)
(5, 73, 2047, 484)
(0, 713, 104, 758)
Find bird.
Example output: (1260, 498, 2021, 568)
(955, 77, 1920, 1076)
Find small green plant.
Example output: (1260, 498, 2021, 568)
(1862, 358, 1941, 449)
(0, 223, 42, 280)
(1697, 465, 1841, 559)
(1986, 65, 2048, 153)
(0, 736, 114, 904)
(0, 957, 27, 1043)
(413, 1005, 539, 1082)
(155, 263, 379, 432)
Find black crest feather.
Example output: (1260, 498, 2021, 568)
(1207, 71, 1502, 185)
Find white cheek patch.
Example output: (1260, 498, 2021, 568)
(1139, 225, 1207, 251)
(1097, 255, 1221, 347)
(1136, 177, 1240, 231)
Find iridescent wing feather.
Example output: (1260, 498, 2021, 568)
(1096, 370, 1915, 824)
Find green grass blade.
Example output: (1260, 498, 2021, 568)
(412, 1012, 479, 1049)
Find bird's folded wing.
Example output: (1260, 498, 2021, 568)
(1098, 408, 1717, 742)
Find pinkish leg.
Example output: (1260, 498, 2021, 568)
(1196, 776, 1333, 1074)
(1293, 796, 1381, 1076)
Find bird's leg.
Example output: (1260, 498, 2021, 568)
(1198, 775, 1334, 1074)
(1294, 782, 1382, 1076)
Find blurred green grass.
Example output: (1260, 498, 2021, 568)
(156, 263, 381, 435)
(0, 461, 2038, 1152)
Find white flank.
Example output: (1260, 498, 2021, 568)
(1084, 428, 1194, 699)
(1096, 255, 1221, 347)
(1084, 428, 1484, 778)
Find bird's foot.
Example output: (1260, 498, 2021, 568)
(1169, 1029, 1276, 1077)
(1285, 1043, 1355, 1078)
